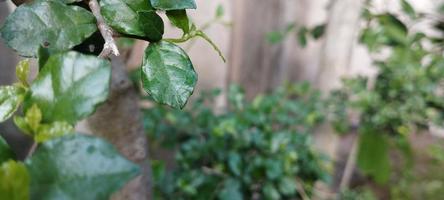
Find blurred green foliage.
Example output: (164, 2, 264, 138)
(144, 83, 329, 199)
(330, 0, 444, 186)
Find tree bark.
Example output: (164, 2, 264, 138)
(86, 57, 151, 200)
(313, 0, 364, 195)
(228, 0, 287, 99)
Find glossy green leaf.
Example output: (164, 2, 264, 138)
(0, 86, 27, 123)
(25, 134, 140, 200)
(150, 0, 196, 10)
(100, 0, 164, 40)
(16, 60, 30, 87)
(166, 10, 190, 34)
(141, 41, 197, 109)
(0, 1, 97, 57)
(0, 160, 30, 200)
(357, 132, 390, 184)
(137, 11, 164, 41)
(0, 136, 15, 164)
(25, 51, 111, 124)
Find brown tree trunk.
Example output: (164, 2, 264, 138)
(228, 0, 287, 99)
(313, 0, 364, 196)
(86, 57, 151, 200)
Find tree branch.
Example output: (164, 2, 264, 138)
(87, 0, 120, 58)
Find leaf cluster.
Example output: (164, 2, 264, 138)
(144, 83, 329, 199)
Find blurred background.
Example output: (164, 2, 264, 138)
(2, 0, 444, 199)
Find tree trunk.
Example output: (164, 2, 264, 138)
(313, 0, 364, 195)
(86, 57, 151, 200)
(228, 0, 287, 99)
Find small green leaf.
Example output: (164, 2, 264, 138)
(267, 31, 285, 44)
(13, 105, 72, 143)
(215, 4, 224, 18)
(0, 1, 97, 57)
(218, 179, 243, 200)
(378, 14, 408, 45)
(278, 177, 297, 196)
(150, 0, 196, 10)
(16, 60, 30, 87)
(141, 41, 197, 109)
(297, 27, 308, 47)
(263, 183, 280, 200)
(138, 11, 164, 41)
(25, 51, 111, 124)
(0, 136, 15, 164)
(228, 152, 241, 176)
(0, 86, 26, 123)
(35, 121, 73, 143)
(166, 10, 190, 34)
(357, 132, 391, 184)
(311, 24, 326, 39)
(25, 134, 140, 200)
(0, 160, 30, 200)
(25, 104, 42, 132)
(401, 0, 416, 19)
(13, 116, 32, 136)
(100, 0, 164, 40)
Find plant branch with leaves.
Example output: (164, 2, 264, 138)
(0, 0, 223, 199)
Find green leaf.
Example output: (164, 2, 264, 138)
(378, 14, 408, 45)
(25, 51, 111, 124)
(0, 86, 27, 123)
(0, 136, 15, 164)
(25, 134, 140, 200)
(263, 183, 280, 200)
(100, 0, 165, 40)
(278, 177, 297, 196)
(0, 1, 97, 57)
(150, 0, 196, 10)
(13, 105, 73, 143)
(141, 41, 197, 109)
(357, 132, 391, 184)
(218, 179, 243, 200)
(166, 10, 190, 34)
(16, 60, 30, 87)
(35, 121, 73, 143)
(137, 11, 164, 41)
(297, 27, 308, 47)
(228, 152, 241, 176)
(401, 0, 416, 19)
(0, 160, 30, 200)
(13, 116, 32, 135)
(311, 24, 326, 39)
(215, 4, 224, 18)
(26, 104, 42, 132)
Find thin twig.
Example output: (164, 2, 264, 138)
(338, 134, 359, 191)
(26, 142, 37, 158)
(87, 0, 120, 58)
(295, 178, 311, 200)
